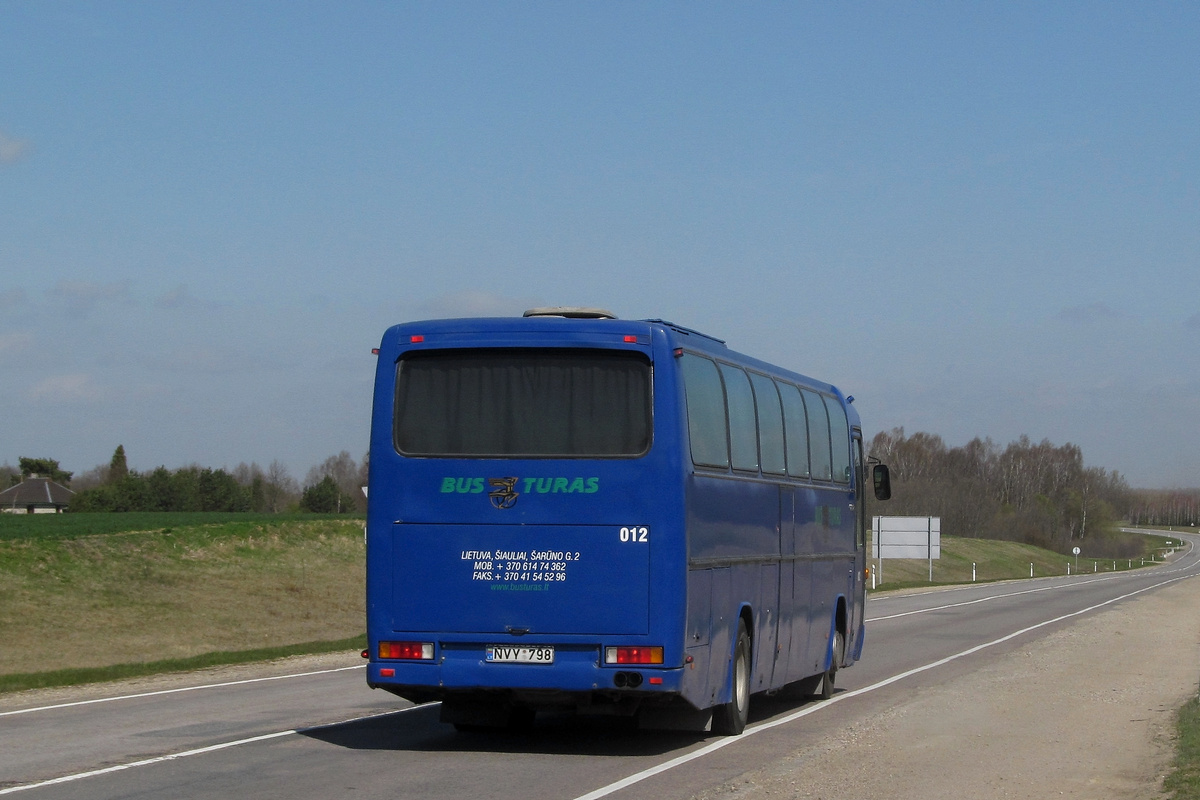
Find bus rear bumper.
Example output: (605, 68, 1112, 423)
(367, 656, 688, 710)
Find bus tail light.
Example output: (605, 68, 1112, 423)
(379, 641, 434, 660)
(605, 646, 664, 665)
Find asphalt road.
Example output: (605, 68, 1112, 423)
(3, 529, 1197, 800)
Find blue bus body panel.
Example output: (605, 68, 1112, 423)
(365, 315, 868, 719)
(390, 523, 649, 635)
(686, 477, 781, 560)
(366, 318, 692, 704)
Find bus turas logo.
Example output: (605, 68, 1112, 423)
(487, 477, 520, 509)
(440, 476, 601, 508)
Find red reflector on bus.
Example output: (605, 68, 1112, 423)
(605, 646, 664, 665)
(410, 335, 425, 343)
(380, 668, 395, 677)
(624, 335, 638, 343)
(379, 641, 434, 660)
(649, 676, 663, 685)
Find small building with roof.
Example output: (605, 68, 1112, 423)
(0, 475, 75, 514)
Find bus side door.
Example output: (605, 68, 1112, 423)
(774, 485, 798, 686)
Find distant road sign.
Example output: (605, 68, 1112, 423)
(872, 516, 940, 559)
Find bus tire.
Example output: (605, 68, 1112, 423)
(818, 630, 844, 701)
(712, 619, 751, 736)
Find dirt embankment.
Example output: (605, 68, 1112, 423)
(699, 577, 1200, 800)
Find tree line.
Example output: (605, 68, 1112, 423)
(868, 429, 1140, 557)
(1128, 489, 1200, 529)
(7, 435, 1196, 543)
(2, 447, 368, 515)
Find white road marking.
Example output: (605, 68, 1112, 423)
(0, 665, 365, 718)
(867, 575, 1114, 622)
(570, 572, 1194, 800)
(0, 707, 416, 796)
(867, 545, 1199, 623)
(4, 539, 1196, 797)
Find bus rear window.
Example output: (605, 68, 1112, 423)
(394, 349, 651, 457)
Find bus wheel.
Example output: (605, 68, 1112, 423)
(818, 630, 844, 701)
(712, 619, 751, 736)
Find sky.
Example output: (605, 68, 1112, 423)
(1, 2, 1197, 489)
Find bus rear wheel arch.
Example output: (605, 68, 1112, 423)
(818, 628, 844, 700)
(712, 617, 752, 735)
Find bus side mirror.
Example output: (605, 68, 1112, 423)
(872, 465, 892, 501)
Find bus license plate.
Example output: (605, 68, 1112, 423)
(486, 646, 554, 664)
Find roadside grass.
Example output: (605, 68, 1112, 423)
(0, 512, 347, 541)
(1166, 695, 1200, 799)
(0, 516, 366, 683)
(869, 532, 1176, 591)
(0, 514, 1181, 693)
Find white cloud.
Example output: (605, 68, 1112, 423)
(0, 129, 30, 164)
(156, 285, 195, 309)
(0, 291, 27, 316)
(417, 290, 543, 319)
(0, 332, 33, 357)
(155, 284, 217, 311)
(1056, 302, 1125, 325)
(49, 280, 133, 316)
(28, 373, 104, 403)
(141, 344, 259, 375)
(0, 288, 27, 311)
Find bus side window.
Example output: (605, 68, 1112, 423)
(802, 388, 833, 481)
(719, 364, 759, 472)
(750, 373, 786, 476)
(779, 383, 810, 479)
(825, 397, 851, 485)
(681, 354, 730, 468)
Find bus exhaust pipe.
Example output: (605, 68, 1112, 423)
(614, 672, 643, 689)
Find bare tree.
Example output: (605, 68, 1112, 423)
(305, 451, 365, 513)
(264, 460, 300, 513)
(71, 464, 110, 492)
(869, 429, 1131, 550)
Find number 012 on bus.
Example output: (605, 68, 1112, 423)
(364, 308, 892, 735)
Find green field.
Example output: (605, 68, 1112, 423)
(0, 511, 348, 541)
(0, 513, 365, 691)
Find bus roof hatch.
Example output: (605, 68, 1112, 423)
(523, 307, 618, 319)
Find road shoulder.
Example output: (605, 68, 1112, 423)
(700, 576, 1200, 800)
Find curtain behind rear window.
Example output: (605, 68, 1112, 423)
(395, 349, 651, 457)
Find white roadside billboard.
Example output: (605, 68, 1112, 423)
(872, 516, 941, 559)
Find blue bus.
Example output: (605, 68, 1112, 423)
(365, 308, 891, 734)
